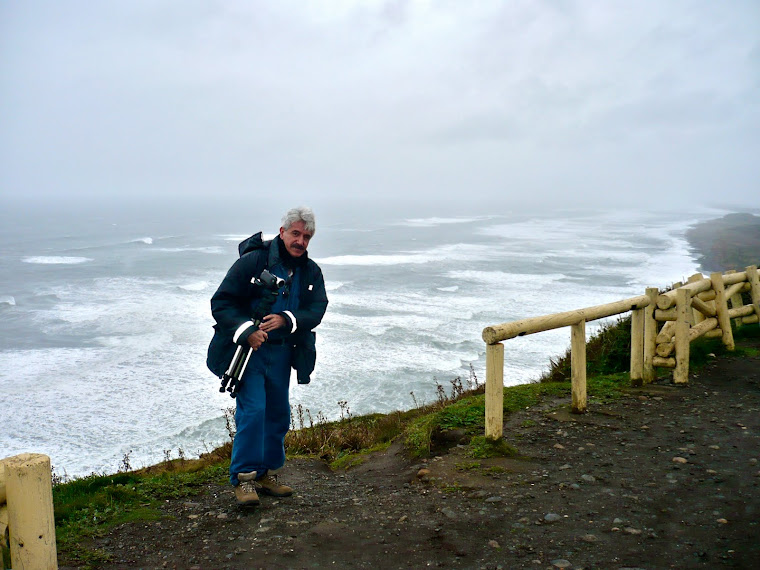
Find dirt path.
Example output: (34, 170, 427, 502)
(66, 338, 760, 569)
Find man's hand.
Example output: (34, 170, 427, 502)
(247, 330, 268, 350)
(259, 314, 287, 333)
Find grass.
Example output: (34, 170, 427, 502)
(53, 459, 229, 566)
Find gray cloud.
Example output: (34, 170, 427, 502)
(1, 1, 758, 208)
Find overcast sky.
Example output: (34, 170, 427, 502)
(1, 1, 758, 209)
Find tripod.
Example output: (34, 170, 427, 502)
(219, 269, 285, 398)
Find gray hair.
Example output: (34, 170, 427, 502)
(281, 206, 316, 234)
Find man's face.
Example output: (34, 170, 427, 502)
(280, 220, 313, 258)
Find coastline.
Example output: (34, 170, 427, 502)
(686, 212, 760, 273)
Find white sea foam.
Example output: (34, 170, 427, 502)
(157, 247, 224, 254)
(317, 243, 495, 266)
(0, 296, 15, 306)
(179, 281, 210, 292)
(22, 256, 92, 264)
(325, 281, 345, 292)
(221, 233, 277, 242)
(132, 237, 153, 245)
(437, 286, 458, 292)
(401, 216, 496, 227)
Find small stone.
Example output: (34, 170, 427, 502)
(708, 445, 720, 450)
(717, 518, 728, 524)
(706, 469, 718, 474)
(551, 559, 572, 568)
(488, 540, 500, 548)
(612, 518, 624, 524)
(217, 513, 228, 519)
(417, 468, 431, 479)
(581, 474, 596, 483)
(485, 496, 503, 503)
(188, 514, 199, 519)
(750, 459, 758, 465)
(441, 507, 458, 520)
(624, 527, 642, 535)
(544, 513, 562, 523)
(580, 534, 599, 543)
(554, 443, 566, 449)
(672, 457, 688, 464)
(398, 515, 407, 523)
(559, 464, 572, 470)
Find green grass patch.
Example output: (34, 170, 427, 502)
(468, 436, 518, 458)
(55, 462, 229, 565)
(329, 442, 392, 471)
(455, 461, 481, 471)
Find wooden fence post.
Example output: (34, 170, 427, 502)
(643, 287, 658, 384)
(747, 265, 760, 321)
(571, 319, 587, 413)
(688, 273, 705, 324)
(711, 271, 735, 351)
(4, 453, 58, 570)
(1, 503, 8, 570)
(725, 270, 744, 329)
(485, 343, 504, 440)
(674, 288, 691, 384)
(0, 461, 6, 570)
(630, 305, 644, 386)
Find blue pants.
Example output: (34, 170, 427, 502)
(229, 343, 292, 486)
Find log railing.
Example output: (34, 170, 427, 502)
(482, 265, 760, 440)
(0, 453, 58, 569)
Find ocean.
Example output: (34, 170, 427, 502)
(0, 197, 725, 478)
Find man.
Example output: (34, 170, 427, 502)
(207, 206, 328, 506)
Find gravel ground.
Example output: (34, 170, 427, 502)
(63, 336, 760, 569)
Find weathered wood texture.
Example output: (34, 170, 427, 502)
(3, 453, 58, 570)
(482, 295, 649, 344)
(643, 288, 659, 384)
(485, 343, 504, 440)
(674, 288, 691, 384)
(571, 320, 587, 414)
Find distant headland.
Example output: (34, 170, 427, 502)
(686, 212, 760, 273)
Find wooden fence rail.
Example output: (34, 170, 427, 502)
(0, 453, 58, 569)
(482, 265, 760, 440)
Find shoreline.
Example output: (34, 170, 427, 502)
(686, 212, 760, 273)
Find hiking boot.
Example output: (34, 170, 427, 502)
(256, 474, 293, 497)
(234, 471, 260, 506)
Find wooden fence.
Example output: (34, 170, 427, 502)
(482, 265, 760, 440)
(0, 453, 58, 569)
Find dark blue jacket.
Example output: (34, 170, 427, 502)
(206, 233, 328, 383)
